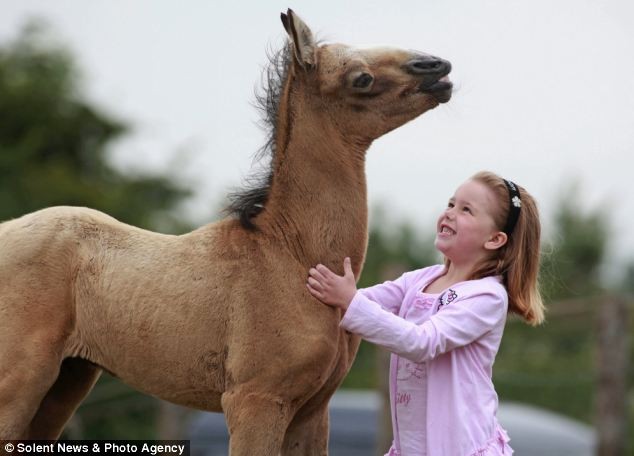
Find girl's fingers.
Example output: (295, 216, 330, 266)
(307, 277, 324, 290)
(306, 284, 323, 299)
(316, 264, 336, 279)
(307, 284, 339, 308)
(309, 266, 328, 283)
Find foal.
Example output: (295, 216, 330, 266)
(0, 9, 452, 455)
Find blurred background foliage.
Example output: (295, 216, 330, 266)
(0, 21, 191, 233)
(1, 22, 632, 450)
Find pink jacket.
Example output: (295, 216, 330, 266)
(341, 265, 512, 455)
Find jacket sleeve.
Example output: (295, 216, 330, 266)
(355, 272, 411, 315)
(340, 286, 507, 363)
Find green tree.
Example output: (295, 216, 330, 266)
(0, 21, 190, 232)
(540, 183, 609, 300)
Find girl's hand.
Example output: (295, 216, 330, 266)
(307, 257, 357, 311)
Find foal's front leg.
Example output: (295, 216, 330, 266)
(281, 403, 329, 456)
(222, 388, 292, 455)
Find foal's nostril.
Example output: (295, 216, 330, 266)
(414, 60, 441, 71)
(406, 57, 451, 76)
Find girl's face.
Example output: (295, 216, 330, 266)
(435, 179, 504, 267)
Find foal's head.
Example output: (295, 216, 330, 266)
(281, 9, 452, 142)
(226, 10, 453, 229)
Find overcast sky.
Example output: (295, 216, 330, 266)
(2, 1, 633, 278)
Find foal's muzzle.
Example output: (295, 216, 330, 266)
(408, 55, 453, 103)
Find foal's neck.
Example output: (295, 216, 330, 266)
(259, 108, 369, 273)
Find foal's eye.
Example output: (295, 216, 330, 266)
(352, 73, 374, 89)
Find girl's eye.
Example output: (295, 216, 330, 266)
(462, 206, 472, 213)
(447, 202, 455, 208)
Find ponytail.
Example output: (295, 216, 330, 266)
(469, 172, 545, 325)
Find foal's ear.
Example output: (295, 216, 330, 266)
(281, 9, 317, 71)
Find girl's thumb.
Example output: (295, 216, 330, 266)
(344, 257, 353, 276)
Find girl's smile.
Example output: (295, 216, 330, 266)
(438, 224, 455, 236)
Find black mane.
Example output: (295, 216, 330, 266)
(224, 43, 291, 229)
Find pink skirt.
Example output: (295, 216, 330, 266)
(384, 425, 514, 456)
(470, 425, 514, 456)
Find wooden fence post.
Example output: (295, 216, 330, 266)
(596, 294, 630, 456)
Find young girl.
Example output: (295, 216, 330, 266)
(307, 171, 544, 456)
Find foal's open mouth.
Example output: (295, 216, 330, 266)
(405, 55, 452, 104)
(420, 76, 453, 103)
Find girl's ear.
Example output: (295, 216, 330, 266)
(484, 232, 508, 251)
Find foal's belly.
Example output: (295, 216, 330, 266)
(94, 338, 227, 412)
(72, 298, 229, 412)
